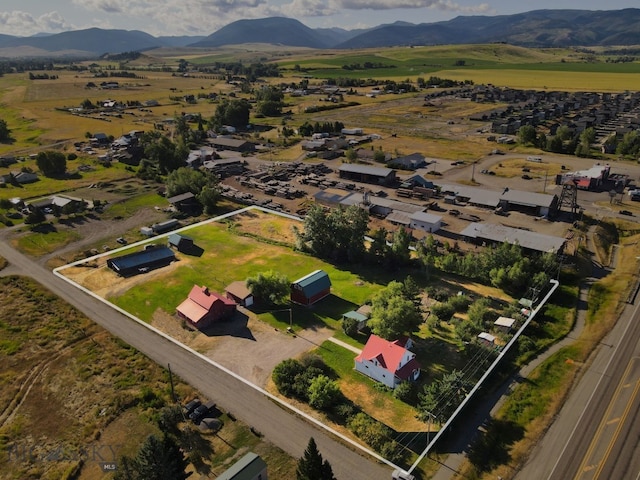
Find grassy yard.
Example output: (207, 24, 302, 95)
(107, 217, 388, 322)
(12, 226, 82, 257)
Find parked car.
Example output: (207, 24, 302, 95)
(620, 210, 634, 216)
(184, 398, 201, 416)
(189, 400, 216, 424)
(522, 174, 532, 180)
(116, 237, 127, 245)
(448, 209, 461, 216)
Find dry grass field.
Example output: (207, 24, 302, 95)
(0, 275, 296, 480)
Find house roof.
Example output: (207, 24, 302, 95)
(343, 310, 369, 323)
(355, 334, 419, 379)
(177, 285, 234, 324)
(167, 192, 196, 204)
(168, 233, 193, 246)
(216, 452, 267, 480)
(225, 281, 252, 300)
(292, 270, 331, 298)
(478, 332, 496, 343)
(494, 316, 516, 328)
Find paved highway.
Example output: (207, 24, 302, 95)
(0, 240, 393, 480)
(517, 286, 640, 480)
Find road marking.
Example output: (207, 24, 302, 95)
(548, 297, 640, 480)
(593, 377, 640, 480)
(605, 417, 620, 425)
(574, 357, 639, 480)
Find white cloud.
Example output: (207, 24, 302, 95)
(332, 0, 490, 13)
(67, 0, 281, 36)
(0, 10, 74, 36)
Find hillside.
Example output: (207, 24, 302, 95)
(1, 9, 640, 58)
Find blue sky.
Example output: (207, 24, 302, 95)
(0, 1, 638, 37)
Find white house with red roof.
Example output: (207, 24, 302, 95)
(354, 334, 421, 389)
(176, 285, 236, 330)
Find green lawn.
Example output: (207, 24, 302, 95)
(108, 217, 388, 322)
(14, 227, 81, 256)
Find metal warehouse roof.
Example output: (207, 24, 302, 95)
(108, 246, 175, 272)
(410, 211, 442, 224)
(460, 222, 566, 253)
(500, 189, 556, 208)
(339, 163, 394, 177)
(438, 183, 555, 208)
(292, 269, 331, 297)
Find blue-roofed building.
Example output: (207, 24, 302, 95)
(216, 452, 267, 480)
(291, 269, 331, 306)
(107, 246, 175, 276)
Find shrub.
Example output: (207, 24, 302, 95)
(393, 381, 416, 403)
(342, 316, 359, 337)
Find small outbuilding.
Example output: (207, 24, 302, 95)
(290, 270, 331, 306)
(216, 452, 267, 480)
(408, 211, 442, 233)
(478, 332, 497, 347)
(168, 233, 194, 253)
(225, 281, 254, 307)
(494, 316, 516, 332)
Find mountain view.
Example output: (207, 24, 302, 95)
(1, 9, 640, 58)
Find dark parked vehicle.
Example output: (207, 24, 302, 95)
(620, 210, 634, 216)
(448, 209, 461, 216)
(522, 174, 532, 180)
(189, 400, 216, 424)
(184, 398, 201, 416)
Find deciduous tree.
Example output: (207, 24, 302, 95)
(246, 270, 290, 305)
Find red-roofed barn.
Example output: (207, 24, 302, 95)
(177, 285, 236, 330)
(355, 334, 420, 389)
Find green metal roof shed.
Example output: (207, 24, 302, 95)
(216, 452, 267, 480)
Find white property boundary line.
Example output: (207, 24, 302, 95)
(407, 278, 561, 475)
(53, 206, 398, 470)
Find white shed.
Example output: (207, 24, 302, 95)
(494, 316, 516, 331)
(409, 211, 442, 233)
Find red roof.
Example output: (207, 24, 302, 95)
(177, 285, 235, 324)
(577, 178, 591, 188)
(355, 334, 419, 379)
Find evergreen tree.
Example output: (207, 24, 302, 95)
(114, 434, 188, 480)
(296, 437, 336, 480)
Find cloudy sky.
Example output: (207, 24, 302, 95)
(0, 1, 637, 37)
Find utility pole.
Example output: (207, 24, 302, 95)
(167, 363, 177, 403)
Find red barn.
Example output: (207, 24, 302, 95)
(176, 285, 236, 330)
(290, 270, 331, 306)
